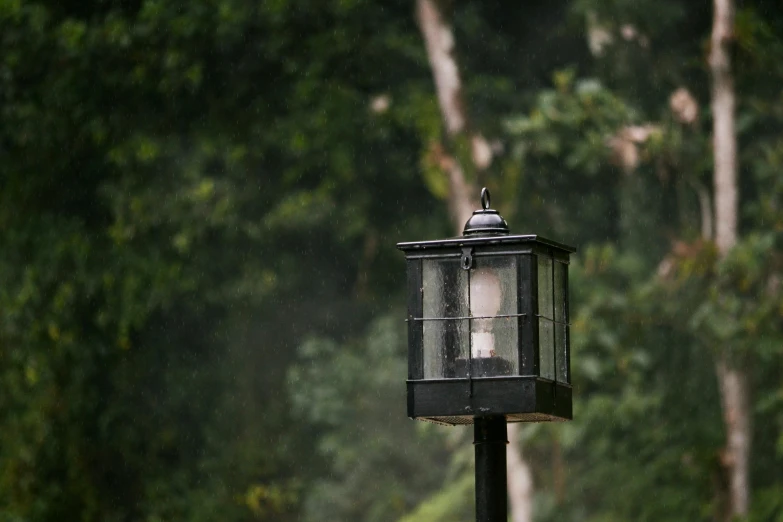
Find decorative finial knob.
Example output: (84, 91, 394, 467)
(481, 187, 491, 210)
(462, 187, 510, 237)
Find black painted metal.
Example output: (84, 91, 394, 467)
(461, 246, 474, 270)
(481, 187, 492, 210)
(462, 208, 510, 236)
(443, 266, 461, 378)
(462, 188, 510, 237)
(518, 254, 536, 376)
(397, 233, 575, 253)
(563, 262, 571, 384)
(407, 377, 572, 423)
(406, 259, 423, 380)
(474, 416, 508, 522)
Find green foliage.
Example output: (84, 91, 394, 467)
(288, 315, 459, 522)
(397, 471, 473, 522)
(0, 0, 438, 520)
(551, 249, 723, 521)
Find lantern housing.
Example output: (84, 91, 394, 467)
(397, 188, 575, 425)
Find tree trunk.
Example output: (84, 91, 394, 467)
(416, 0, 466, 138)
(710, 0, 738, 257)
(709, 0, 750, 518)
(415, 1, 533, 520)
(507, 423, 534, 522)
(715, 357, 751, 519)
(416, 0, 493, 219)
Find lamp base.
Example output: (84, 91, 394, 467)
(406, 376, 573, 425)
(454, 356, 513, 377)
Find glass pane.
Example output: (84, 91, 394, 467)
(422, 259, 469, 379)
(539, 318, 555, 379)
(421, 256, 519, 379)
(423, 319, 468, 379)
(470, 256, 517, 317)
(423, 259, 467, 319)
(556, 323, 568, 383)
(469, 316, 518, 377)
(538, 255, 553, 320)
(554, 261, 567, 323)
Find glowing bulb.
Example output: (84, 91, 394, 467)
(469, 268, 501, 358)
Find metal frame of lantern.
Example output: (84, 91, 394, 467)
(397, 188, 575, 426)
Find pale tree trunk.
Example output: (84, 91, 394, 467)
(709, 0, 751, 518)
(715, 358, 750, 519)
(416, 0, 466, 138)
(416, 0, 494, 227)
(710, 0, 738, 257)
(415, 1, 534, 520)
(507, 424, 534, 522)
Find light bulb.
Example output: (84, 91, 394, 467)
(469, 268, 501, 358)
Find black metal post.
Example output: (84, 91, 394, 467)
(474, 416, 508, 522)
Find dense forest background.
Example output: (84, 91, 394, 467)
(1, 0, 783, 521)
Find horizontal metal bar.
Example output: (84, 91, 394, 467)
(405, 315, 571, 325)
(397, 234, 576, 253)
(535, 316, 571, 326)
(408, 313, 528, 321)
(407, 376, 573, 387)
(404, 249, 537, 260)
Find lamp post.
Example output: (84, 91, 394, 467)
(397, 188, 575, 522)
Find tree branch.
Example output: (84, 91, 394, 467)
(689, 180, 714, 241)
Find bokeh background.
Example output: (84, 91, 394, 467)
(1, 1, 783, 521)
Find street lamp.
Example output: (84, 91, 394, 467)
(397, 187, 575, 522)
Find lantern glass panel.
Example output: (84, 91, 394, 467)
(539, 317, 555, 379)
(538, 255, 555, 379)
(556, 323, 568, 382)
(470, 317, 518, 376)
(423, 320, 469, 378)
(554, 261, 569, 383)
(470, 256, 518, 317)
(538, 255, 553, 320)
(423, 259, 468, 318)
(554, 261, 566, 323)
(422, 259, 468, 378)
(468, 255, 518, 377)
